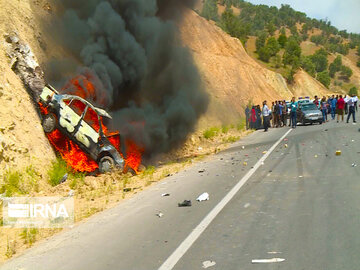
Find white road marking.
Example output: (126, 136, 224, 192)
(158, 129, 292, 270)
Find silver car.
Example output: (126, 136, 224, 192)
(297, 103, 323, 125)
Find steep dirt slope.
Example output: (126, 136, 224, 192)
(180, 10, 293, 127)
(0, 0, 56, 176)
(292, 69, 329, 97)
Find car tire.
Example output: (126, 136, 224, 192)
(99, 156, 115, 173)
(319, 121, 322, 125)
(42, 113, 56, 133)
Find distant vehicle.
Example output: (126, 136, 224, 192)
(39, 85, 125, 173)
(297, 103, 323, 125)
(298, 98, 311, 106)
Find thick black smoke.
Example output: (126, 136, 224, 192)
(46, 0, 208, 156)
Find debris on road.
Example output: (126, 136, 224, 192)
(59, 173, 68, 184)
(267, 251, 282, 254)
(261, 161, 264, 165)
(262, 151, 267, 154)
(335, 150, 342, 156)
(314, 155, 318, 158)
(244, 203, 250, 208)
(299, 175, 303, 178)
(352, 163, 357, 167)
(161, 193, 170, 197)
(178, 200, 192, 207)
(252, 258, 285, 264)
(198, 169, 206, 173)
(197, 192, 210, 202)
(156, 212, 164, 218)
(202, 260, 216, 268)
(242, 146, 245, 149)
(284, 144, 288, 148)
(243, 162, 247, 166)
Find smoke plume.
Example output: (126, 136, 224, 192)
(46, 0, 208, 156)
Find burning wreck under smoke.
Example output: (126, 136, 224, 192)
(43, 0, 208, 172)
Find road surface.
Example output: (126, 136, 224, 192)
(1, 121, 360, 270)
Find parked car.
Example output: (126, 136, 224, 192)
(297, 103, 323, 125)
(39, 85, 125, 173)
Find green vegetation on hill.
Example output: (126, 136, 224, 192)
(200, 0, 359, 89)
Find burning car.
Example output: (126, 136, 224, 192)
(39, 84, 125, 173)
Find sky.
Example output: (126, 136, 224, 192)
(246, 0, 360, 34)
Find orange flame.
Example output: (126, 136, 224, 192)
(46, 129, 99, 172)
(124, 139, 144, 174)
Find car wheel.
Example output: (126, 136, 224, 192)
(99, 156, 115, 173)
(302, 119, 306, 126)
(319, 121, 322, 125)
(42, 113, 56, 133)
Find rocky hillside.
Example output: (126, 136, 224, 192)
(0, 0, 56, 176)
(179, 9, 329, 127)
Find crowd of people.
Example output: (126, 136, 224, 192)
(245, 94, 359, 132)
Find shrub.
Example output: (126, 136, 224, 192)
(203, 127, 220, 139)
(0, 170, 26, 197)
(317, 71, 331, 88)
(48, 158, 69, 187)
(349, 87, 358, 96)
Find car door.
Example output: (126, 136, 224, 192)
(58, 98, 85, 134)
(74, 106, 100, 149)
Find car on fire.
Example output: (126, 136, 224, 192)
(39, 84, 124, 173)
(297, 102, 323, 125)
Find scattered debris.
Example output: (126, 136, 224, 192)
(197, 192, 210, 202)
(156, 212, 164, 218)
(267, 251, 282, 254)
(242, 146, 245, 149)
(324, 129, 328, 131)
(284, 144, 288, 148)
(262, 151, 267, 154)
(161, 193, 170, 197)
(314, 155, 318, 158)
(352, 163, 357, 167)
(335, 150, 342, 156)
(261, 161, 264, 165)
(202, 260, 216, 268)
(198, 169, 206, 173)
(178, 200, 192, 207)
(244, 203, 250, 208)
(252, 258, 285, 264)
(299, 175, 303, 178)
(59, 173, 68, 184)
(243, 162, 248, 166)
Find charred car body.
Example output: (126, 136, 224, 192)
(39, 85, 124, 173)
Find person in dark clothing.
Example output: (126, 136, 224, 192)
(245, 106, 250, 130)
(282, 101, 287, 127)
(255, 105, 262, 129)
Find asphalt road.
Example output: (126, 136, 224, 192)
(1, 121, 360, 270)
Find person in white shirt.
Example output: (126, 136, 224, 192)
(345, 95, 359, 123)
(262, 100, 271, 132)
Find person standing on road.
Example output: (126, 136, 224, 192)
(321, 97, 328, 122)
(245, 106, 250, 130)
(290, 97, 298, 129)
(278, 100, 284, 127)
(336, 95, 345, 123)
(345, 95, 358, 123)
(282, 101, 287, 127)
(344, 95, 348, 115)
(314, 96, 320, 108)
(256, 105, 262, 129)
(250, 106, 256, 129)
(262, 101, 271, 132)
(330, 95, 337, 120)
